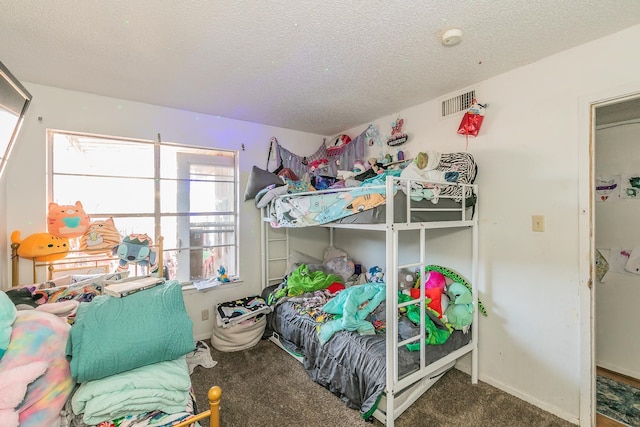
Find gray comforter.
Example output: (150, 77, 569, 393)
(263, 292, 472, 419)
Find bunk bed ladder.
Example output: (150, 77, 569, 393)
(260, 208, 290, 289)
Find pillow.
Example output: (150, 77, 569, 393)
(285, 250, 323, 277)
(255, 185, 288, 209)
(244, 166, 285, 201)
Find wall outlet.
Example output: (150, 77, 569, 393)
(201, 309, 209, 321)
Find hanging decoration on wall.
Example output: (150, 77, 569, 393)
(271, 126, 371, 179)
(327, 134, 352, 156)
(458, 99, 486, 150)
(621, 174, 640, 199)
(387, 117, 408, 146)
(595, 175, 620, 202)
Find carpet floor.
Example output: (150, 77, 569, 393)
(190, 339, 574, 427)
(597, 375, 640, 427)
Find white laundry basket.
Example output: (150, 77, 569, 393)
(210, 315, 266, 352)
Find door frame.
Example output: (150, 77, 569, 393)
(578, 84, 640, 426)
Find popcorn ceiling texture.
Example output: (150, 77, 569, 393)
(2, 0, 640, 136)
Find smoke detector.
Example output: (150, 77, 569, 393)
(442, 28, 463, 46)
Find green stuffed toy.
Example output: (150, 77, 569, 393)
(444, 282, 474, 331)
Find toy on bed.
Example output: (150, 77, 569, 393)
(47, 201, 91, 239)
(10, 231, 69, 262)
(366, 266, 384, 283)
(79, 217, 121, 255)
(114, 233, 159, 274)
(411, 269, 448, 318)
(400, 151, 460, 184)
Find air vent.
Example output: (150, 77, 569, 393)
(442, 90, 475, 116)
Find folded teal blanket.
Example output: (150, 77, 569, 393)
(71, 356, 191, 425)
(67, 280, 195, 383)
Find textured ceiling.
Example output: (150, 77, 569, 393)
(2, 1, 640, 136)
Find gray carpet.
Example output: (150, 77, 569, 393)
(190, 339, 575, 427)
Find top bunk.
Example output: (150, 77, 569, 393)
(250, 151, 478, 231)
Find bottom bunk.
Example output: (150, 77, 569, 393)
(262, 283, 474, 423)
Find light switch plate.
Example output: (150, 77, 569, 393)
(532, 215, 545, 232)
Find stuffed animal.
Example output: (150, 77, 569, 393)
(47, 201, 90, 239)
(217, 266, 230, 283)
(366, 266, 384, 283)
(416, 270, 448, 317)
(79, 217, 121, 254)
(11, 231, 70, 262)
(114, 233, 158, 274)
(444, 282, 474, 331)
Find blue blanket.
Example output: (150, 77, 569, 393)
(67, 280, 195, 383)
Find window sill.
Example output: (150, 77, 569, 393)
(181, 279, 244, 294)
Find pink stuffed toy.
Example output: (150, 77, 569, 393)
(411, 271, 447, 317)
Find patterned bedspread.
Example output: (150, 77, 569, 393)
(268, 172, 397, 227)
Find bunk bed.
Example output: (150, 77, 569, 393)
(257, 152, 480, 427)
(4, 240, 222, 427)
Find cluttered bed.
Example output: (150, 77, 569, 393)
(247, 137, 483, 424)
(260, 247, 479, 421)
(248, 149, 477, 228)
(0, 275, 216, 427)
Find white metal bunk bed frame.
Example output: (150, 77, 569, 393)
(260, 176, 479, 427)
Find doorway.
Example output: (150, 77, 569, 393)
(593, 97, 640, 426)
(580, 91, 640, 426)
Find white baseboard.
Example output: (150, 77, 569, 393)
(476, 374, 579, 425)
(597, 360, 640, 380)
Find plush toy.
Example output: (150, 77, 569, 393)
(366, 266, 384, 283)
(308, 158, 329, 174)
(327, 134, 352, 155)
(425, 265, 487, 317)
(79, 217, 121, 254)
(410, 270, 448, 317)
(114, 233, 158, 274)
(444, 282, 474, 331)
(11, 231, 70, 262)
(47, 201, 90, 239)
(217, 266, 230, 283)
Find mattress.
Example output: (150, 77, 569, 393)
(262, 287, 472, 418)
(332, 191, 477, 224)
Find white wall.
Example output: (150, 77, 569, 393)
(335, 23, 640, 424)
(594, 122, 640, 379)
(0, 83, 324, 339)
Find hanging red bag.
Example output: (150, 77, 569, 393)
(457, 99, 486, 137)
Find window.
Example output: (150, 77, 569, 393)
(48, 130, 239, 283)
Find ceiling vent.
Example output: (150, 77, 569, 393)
(442, 90, 475, 116)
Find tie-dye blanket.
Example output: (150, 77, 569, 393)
(0, 310, 74, 427)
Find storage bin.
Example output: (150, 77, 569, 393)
(210, 295, 270, 352)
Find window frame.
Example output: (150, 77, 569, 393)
(46, 129, 240, 284)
